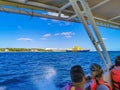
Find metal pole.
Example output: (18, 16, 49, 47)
(69, 0, 109, 71)
(79, 0, 112, 66)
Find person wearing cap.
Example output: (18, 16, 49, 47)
(89, 63, 112, 90)
(111, 55, 120, 90)
(65, 65, 86, 90)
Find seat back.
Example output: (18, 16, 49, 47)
(103, 71, 112, 86)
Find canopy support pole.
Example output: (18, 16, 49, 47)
(69, 0, 112, 70)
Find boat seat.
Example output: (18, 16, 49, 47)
(103, 71, 112, 86)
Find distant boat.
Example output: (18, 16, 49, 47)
(66, 46, 90, 52)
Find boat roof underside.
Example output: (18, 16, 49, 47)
(0, 0, 120, 29)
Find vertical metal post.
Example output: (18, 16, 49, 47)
(79, 0, 112, 66)
(69, 0, 109, 71)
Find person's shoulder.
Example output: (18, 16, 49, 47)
(96, 84, 109, 90)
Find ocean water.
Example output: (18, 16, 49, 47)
(0, 51, 120, 90)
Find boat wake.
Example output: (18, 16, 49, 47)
(32, 66, 57, 90)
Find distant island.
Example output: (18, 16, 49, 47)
(0, 48, 53, 52)
(0, 46, 90, 52)
(0, 48, 66, 52)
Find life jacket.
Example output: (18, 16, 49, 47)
(65, 83, 83, 90)
(89, 79, 112, 90)
(111, 66, 120, 90)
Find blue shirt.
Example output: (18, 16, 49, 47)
(97, 85, 109, 90)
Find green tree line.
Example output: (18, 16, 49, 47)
(0, 48, 53, 52)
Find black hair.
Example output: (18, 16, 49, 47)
(70, 65, 85, 83)
(115, 56, 120, 66)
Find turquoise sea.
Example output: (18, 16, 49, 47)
(0, 51, 120, 90)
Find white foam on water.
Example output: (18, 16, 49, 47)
(0, 86, 6, 90)
(32, 66, 57, 90)
(44, 66, 56, 80)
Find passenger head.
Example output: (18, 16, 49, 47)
(115, 56, 120, 66)
(70, 65, 85, 83)
(90, 63, 103, 79)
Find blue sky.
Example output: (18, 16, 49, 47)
(0, 12, 120, 51)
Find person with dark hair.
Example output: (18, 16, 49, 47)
(65, 65, 86, 90)
(89, 63, 112, 90)
(111, 55, 120, 90)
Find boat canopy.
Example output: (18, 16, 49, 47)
(0, 0, 120, 29)
(0, 0, 120, 70)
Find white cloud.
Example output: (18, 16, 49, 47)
(48, 12, 58, 17)
(54, 32, 75, 38)
(46, 12, 72, 26)
(40, 17, 48, 20)
(48, 12, 69, 18)
(52, 19, 59, 23)
(41, 33, 51, 40)
(41, 38, 47, 40)
(17, 38, 32, 41)
(64, 35, 72, 38)
(65, 22, 71, 26)
(102, 38, 108, 40)
(51, 20, 72, 26)
(41, 32, 75, 40)
(54, 33, 60, 36)
(61, 14, 69, 18)
(43, 34, 51, 38)
(61, 32, 75, 38)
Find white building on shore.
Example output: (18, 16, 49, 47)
(45, 48, 68, 52)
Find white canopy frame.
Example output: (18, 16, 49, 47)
(0, 0, 120, 29)
(69, 0, 112, 71)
